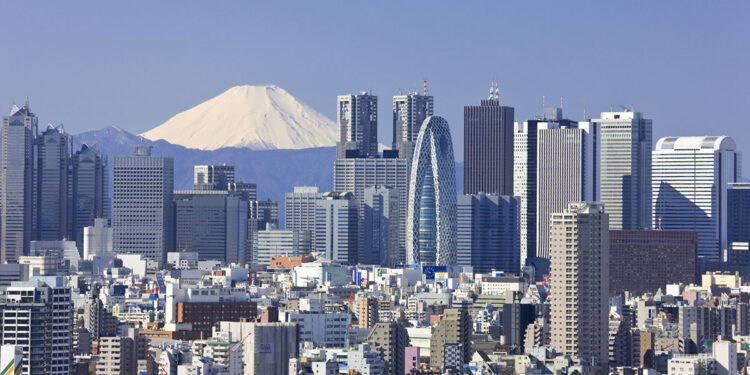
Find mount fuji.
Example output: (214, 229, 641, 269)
(141, 84, 338, 151)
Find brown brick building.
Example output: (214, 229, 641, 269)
(609, 230, 698, 295)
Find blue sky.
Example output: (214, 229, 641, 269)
(0, 2, 748, 168)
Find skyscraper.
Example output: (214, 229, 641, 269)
(249, 199, 279, 230)
(456, 193, 520, 273)
(407, 116, 457, 266)
(464, 92, 514, 195)
(315, 192, 358, 264)
(1, 102, 37, 262)
(536, 121, 597, 259)
(34, 124, 72, 241)
(392, 92, 433, 162)
(363, 185, 399, 266)
(549, 202, 609, 367)
(193, 164, 235, 191)
(253, 227, 311, 265)
(334, 157, 408, 264)
(227, 181, 257, 202)
(71, 144, 108, 250)
(652, 136, 741, 260)
(728, 182, 750, 245)
(594, 111, 652, 230)
(112, 145, 174, 267)
(285, 186, 323, 244)
(337, 93, 378, 159)
(513, 108, 577, 265)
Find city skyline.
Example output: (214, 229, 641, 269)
(0, 2, 747, 174)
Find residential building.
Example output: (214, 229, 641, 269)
(456, 193, 520, 273)
(366, 321, 409, 375)
(406, 116, 457, 266)
(96, 336, 136, 375)
(112, 145, 174, 267)
(358, 297, 379, 329)
(348, 344, 386, 375)
(464, 94, 514, 195)
(594, 111, 652, 230)
(652, 136, 741, 260)
(549, 202, 609, 367)
(429, 308, 471, 370)
(337, 93, 378, 159)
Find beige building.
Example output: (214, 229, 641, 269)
(549, 202, 609, 366)
(429, 308, 471, 370)
(96, 336, 136, 375)
(358, 297, 379, 329)
(366, 321, 409, 375)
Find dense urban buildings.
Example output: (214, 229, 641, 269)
(549, 202, 609, 367)
(609, 230, 698, 295)
(464, 91, 514, 196)
(407, 116, 457, 266)
(1, 102, 37, 262)
(392, 91, 433, 163)
(456, 193, 520, 273)
(337, 93, 378, 159)
(595, 111, 653, 230)
(112, 145, 174, 267)
(652, 136, 741, 261)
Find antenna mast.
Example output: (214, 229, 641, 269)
(423, 80, 428, 96)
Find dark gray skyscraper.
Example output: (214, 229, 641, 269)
(72, 143, 109, 249)
(456, 193, 520, 273)
(363, 185, 399, 266)
(337, 93, 378, 159)
(194, 164, 235, 190)
(35, 124, 72, 241)
(1, 102, 37, 262)
(393, 92, 433, 162)
(463, 90, 514, 195)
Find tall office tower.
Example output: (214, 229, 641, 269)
(429, 308, 471, 371)
(456, 193, 520, 273)
(513, 108, 577, 265)
(193, 164, 235, 191)
(285, 186, 323, 244)
(112, 145, 174, 267)
(728, 183, 750, 244)
(334, 157, 408, 264)
(652, 136, 741, 261)
(392, 92, 433, 162)
(549, 202, 609, 367)
(227, 181, 257, 201)
(315, 192, 358, 264)
(1, 102, 37, 262)
(463, 93, 514, 195)
(71, 144, 108, 250)
(0, 280, 73, 375)
(173, 190, 248, 263)
(363, 186, 399, 266)
(407, 116, 457, 266)
(34, 124, 72, 241)
(337, 93, 378, 159)
(366, 321, 410, 375)
(536, 121, 597, 259)
(249, 199, 279, 229)
(594, 111, 652, 230)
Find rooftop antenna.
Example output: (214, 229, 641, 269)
(560, 96, 563, 109)
(24, 96, 29, 108)
(423, 80, 428, 96)
(494, 80, 500, 102)
(610, 104, 614, 112)
(583, 107, 587, 120)
(542, 95, 546, 111)
(488, 80, 494, 101)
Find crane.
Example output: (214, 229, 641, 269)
(223, 330, 253, 360)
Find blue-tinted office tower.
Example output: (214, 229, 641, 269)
(728, 183, 750, 245)
(406, 116, 457, 266)
(457, 193, 520, 273)
(362, 185, 399, 266)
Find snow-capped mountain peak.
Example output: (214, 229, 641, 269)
(141, 85, 337, 151)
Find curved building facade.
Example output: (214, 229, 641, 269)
(407, 116, 457, 265)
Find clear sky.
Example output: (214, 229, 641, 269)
(1, 2, 748, 169)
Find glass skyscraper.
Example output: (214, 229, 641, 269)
(406, 116, 457, 266)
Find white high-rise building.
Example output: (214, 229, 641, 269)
(593, 111, 652, 230)
(112, 145, 174, 267)
(337, 93, 378, 159)
(285, 186, 323, 244)
(549, 202, 609, 367)
(83, 218, 113, 260)
(406, 116, 457, 266)
(0, 279, 73, 375)
(536, 121, 598, 259)
(652, 136, 741, 260)
(315, 192, 358, 264)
